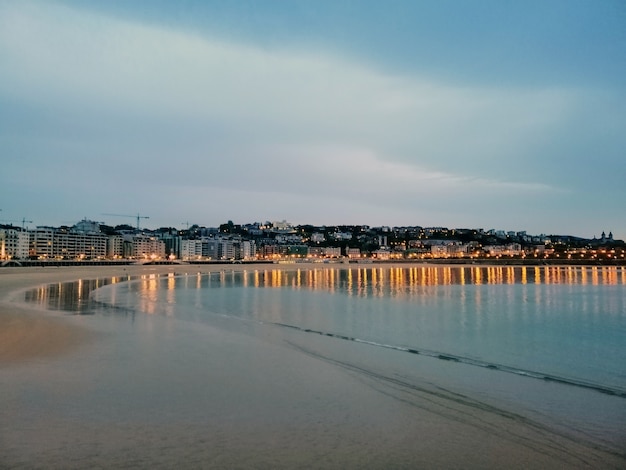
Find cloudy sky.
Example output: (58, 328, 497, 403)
(1, 1, 625, 238)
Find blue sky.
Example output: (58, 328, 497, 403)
(1, 0, 625, 238)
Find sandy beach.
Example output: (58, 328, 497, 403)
(1, 263, 625, 469)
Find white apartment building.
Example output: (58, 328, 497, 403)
(373, 248, 391, 260)
(430, 245, 449, 257)
(323, 247, 341, 258)
(272, 220, 293, 232)
(275, 234, 303, 244)
(72, 219, 102, 234)
(196, 236, 255, 260)
(483, 243, 523, 256)
(30, 227, 108, 259)
(107, 235, 125, 259)
(127, 234, 165, 259)
(331, 231, 353, 241)
(310, 233, 325, 243)
(0, 227, 30, 259)
(181, 239, 203, 260)
(242, 240, 256, 260)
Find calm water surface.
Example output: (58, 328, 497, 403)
(91, 265, 626, 393)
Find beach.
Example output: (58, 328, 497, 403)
(1, 264, 625, 469)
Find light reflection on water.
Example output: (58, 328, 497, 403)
(217, 265, 625, 293)
(23, 275, 129, 313)
(25, 265, 626, 313)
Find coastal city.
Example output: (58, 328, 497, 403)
(0, 215, 624, 265)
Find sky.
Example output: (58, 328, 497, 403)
(1, 0, 625, 238)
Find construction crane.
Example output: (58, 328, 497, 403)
(102, 213, 150, 230)
(0, 217, 33, 230)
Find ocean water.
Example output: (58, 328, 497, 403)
(92, 265, 626, 393)
(8, 264, 626, 467)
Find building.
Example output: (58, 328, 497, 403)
(107, 235, 125, 258)
(0, 227, 30, 260)
(181, 239, 203, 260)
(219, 238, 238, 260)
(323, 247, 341, 258)
(287, 245, 308, 258)
(271, 220, 294, 232)
(72, 219, 102, 234)
(259, 244, 279, 259)
(159, 232, 182, 260)
(430, 245, 449, 257)
(372, 248, 391, 260)
(483, 243, 523, 257)
(200, 237, 219, 259)
(242, 240, 256, 260)
(310, 233, 325, 243)
(126, 234, 166, 259)
(308, 247, 324, 258)
(275, 234, 303, 244)
(30, 226, 108, 259)
(330, 231, 353, 241)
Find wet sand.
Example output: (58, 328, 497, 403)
(0, 265, 171, 364)
(1, 264, 625, 469)
(0, 264, 295, 363)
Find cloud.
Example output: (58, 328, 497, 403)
(0, 1, 578, 161)
(1, 1, 622, 236)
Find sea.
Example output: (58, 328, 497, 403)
(90, 265, 626, 392)
(8, 264, 626, 467)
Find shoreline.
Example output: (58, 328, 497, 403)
(0, 264, 215, 364)
(0, 263, 333, 364)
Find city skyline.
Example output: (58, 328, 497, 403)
(3, 214, 623, 263)
(1, 1, 625, 240)
(0, 213, 620, 243)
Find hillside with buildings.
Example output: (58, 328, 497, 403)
(1, 218, 624, 264)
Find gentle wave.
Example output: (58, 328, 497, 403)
(270, 321, 626, 399)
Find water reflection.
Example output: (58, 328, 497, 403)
(23, 276, 129, 313)
(23, 265, 626, 394)
(226, 266, 626, 299)
(23, 265, 626, 314)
